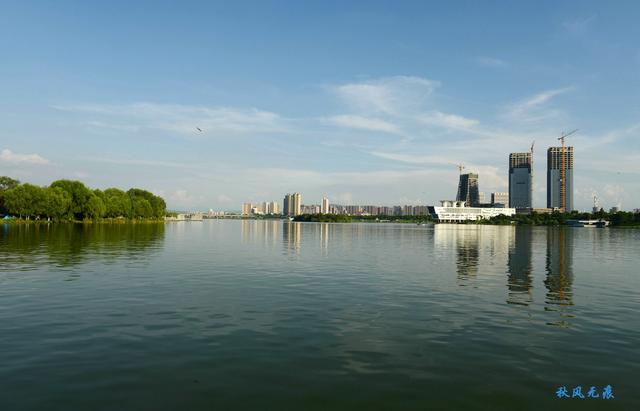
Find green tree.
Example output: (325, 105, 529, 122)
(0, 176, 20, 190)
(85, 194, 106, 219)
(4, 183, 46, 219)
(50, 180, 93, 219)
(127, 188, 165, 218)
(104, 188, 132, 218)
(0, 176, 20, 215)
(44, 187, 72, 220)
(132, 197, 153, 218)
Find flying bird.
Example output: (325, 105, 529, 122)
(196, 127, 203, 132)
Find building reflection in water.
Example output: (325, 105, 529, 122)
(319, 223, 329, 254)
(241, 220, 280, 247)
(544, 228, 574, 326)
(282, 221, 301, 254)
(434, 225, 480, 284)
(506, 227, 533, 306)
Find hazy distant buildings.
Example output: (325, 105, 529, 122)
(283, 193, 301, 216)
(547, 146, 574, 211)
(301, 204, 319, 214)
(456, 173, 480, 207)
(240, 200, 279, 216)
(241, 202, 252, 216)
(266, 201, 279, 214)
(321, 197, 329, 214)
(509, 152, 533, 208)
(491, 192, 509, 207)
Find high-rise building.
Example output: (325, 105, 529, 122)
(292, 193, 301, 215)
(491, 192, 509, 207)
(456, 173, 480, 207)
(241, 202, 252, 216)
(283, 194, 292, 216)
(268, 201, 279, 215)
(321, 197, 329, 214)
(283, 193, 301, 216)
(547, 147, 574, 211)
(478, 192, 486, 204)
(509, 152, 533, 208)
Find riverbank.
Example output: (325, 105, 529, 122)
(2, 218, 166, 225)
(292, 213, 433, 224)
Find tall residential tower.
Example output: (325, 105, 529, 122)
(283, 193, 302, 216)
(509, 152, 532, 209)
(547, 146, 574, 211)
(321, 197, 329, 214)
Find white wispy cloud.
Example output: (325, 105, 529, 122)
(563, 15, 597, 36)
(82, 156, 205, 170)
(369, 151, 452, 165)
(52, 103, 289, 136)
(170, 189, 203, 209)
(216, 194, 233, 204)
(326, 115, 401, 134)
(0, 149, 50, 165)
(332, 75, 439, 115)
(505, 87, 573, 122)
(474, 56, 509, 69)
(418, 111, 480, 131)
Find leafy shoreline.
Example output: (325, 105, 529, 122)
(1, 176, 167, 221)
(2, 218, 166, 225)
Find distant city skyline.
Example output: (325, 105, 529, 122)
(1, 2, 638, 211)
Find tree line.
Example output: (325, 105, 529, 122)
(0, 176, 166, 221)
(483, 210, 640, 227)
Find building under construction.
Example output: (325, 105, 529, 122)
(456, 173, 480, 207)
(547, 146, 574, 211)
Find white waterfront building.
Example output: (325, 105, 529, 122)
(430, 200, 516, 223)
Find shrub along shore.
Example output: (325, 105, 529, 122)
(0, 176, 166, 222)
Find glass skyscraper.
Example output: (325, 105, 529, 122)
(509, 152, 532, 208)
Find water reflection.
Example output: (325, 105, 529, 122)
(282, 222, 301, 253)
(507, 227, 533, 306)
(319, 223, 329, 254)
(0, 223, 165, 271)
(241, 219, 280, 246)
(434, 225, 481, 283)
(544, 228, 574, 326)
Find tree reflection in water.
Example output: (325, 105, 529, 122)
(0, 222, 165, 272)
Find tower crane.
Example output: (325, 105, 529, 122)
(557, 129, 578, 211)
(530, 140, 535, 178)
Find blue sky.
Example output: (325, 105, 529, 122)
(1, 1, 639, 211)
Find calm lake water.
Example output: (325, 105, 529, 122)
(1, 221, 639, 410)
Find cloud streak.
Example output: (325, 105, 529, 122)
(326, 115, 401, 134)
(53, 103, 290, 136)
(0, 149, 50, 165)
(505, 87, 573, 123)
(475, 56, 509, 68)
(332, 75, 439, 115)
